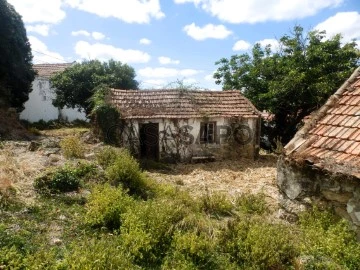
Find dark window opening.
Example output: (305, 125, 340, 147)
(200, 122, 216, 144)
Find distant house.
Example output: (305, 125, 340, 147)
(20, 63, 87, 122)
(110, 89, 261, 162)
(278, 67, 360, 230)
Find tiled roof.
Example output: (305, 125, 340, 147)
(34, 63, 73, 78)
(285, 67, 360, 178)
(110, 89, 260, 119)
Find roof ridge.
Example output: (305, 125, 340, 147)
(285, 66, 360, 155)
(111, 88, 242, 93)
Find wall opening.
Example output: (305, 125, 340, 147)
(139, 123, 159, 160)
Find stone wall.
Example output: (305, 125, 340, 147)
(277, 157, 360, 234)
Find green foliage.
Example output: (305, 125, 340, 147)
(96, 146, 121, 169)
(221, 218, 297, 269)
(0, 0, 35, 110)
(120, 198, 186, 267)
(60, 135, 85, 159)
(90, 85, 120, 144)
(235, 193, 268, 215)
(62, 235, 139, 270)
(214, 25, 360, 144)
(51, 59, 138, 115)
(21, 119, 90, 130)
(85, 184, 133, 230)
(298, 208, 360, 269)
(34, 168, 80, 195)
(200, 193, 234, 217)
(105, 149, 153, 198)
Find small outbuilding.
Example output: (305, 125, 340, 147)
(110, 89, 261, 162)
(278, 67, 360, 230)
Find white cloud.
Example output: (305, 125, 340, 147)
(232, 40, 251, 51)
(72, 30, 91, 37)
(74, 41, 151, 63)
(28, 36, 65, 64)
(174, 0, 343, 24)
(138, 67, 202, 78)
(315, 12, 360, 43)
(72, 30, 106, 40)
(256, 38, 279, 49)
(26, 24, 51, 36)
(140, 38, 152, 45)
(183, 23, 232, 40)
(204, 72, 215, 81)
(158, 56, 180, 65)
(8, 0, 66, 24)
(65, 0, 165, 24)
(92, 32, 105, 40)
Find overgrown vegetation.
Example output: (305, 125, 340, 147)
(90, 85, 121, 144)
(215, 25, 360, 145)
(1, 145, 360, 269)
(21, 119, 90, 130)
(60, 135, 85, 159)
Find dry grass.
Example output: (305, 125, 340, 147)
(146, 154, 280, 210)
(42, 128, 89, 137)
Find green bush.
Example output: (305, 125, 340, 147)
(105, 149, 153, 198)
(60, 135, 85, 159)
(298, 208, 360, 269)
(34, 168, 80, 194)
(62, 235, 139, 270)
(96, 146, 122, 169)
(0, 246, 26, 269)
(85, 184, 133, 230)
(120, 198, 186, 267)
(235, 193, 268, 215)
(162, 231, 233, 270)
(220, 218, 296, 269)
(200, 193, 234, 217)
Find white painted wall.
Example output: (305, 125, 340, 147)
(20, 77, 87, 122)
(121, 117, 259, 161)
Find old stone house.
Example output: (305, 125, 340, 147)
(20, 63, 87, 122)
(110, 89, 261, 162)
(278, 67, 360, 230)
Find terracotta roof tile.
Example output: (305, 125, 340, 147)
(110, 89, 260, 119)
(286, 67, 360, 178)
(34, 63, 73, 78)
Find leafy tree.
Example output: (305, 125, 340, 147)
(0, 0, 35, 111)
(214, 26, 359, 144)
(51, 59, 138, 115)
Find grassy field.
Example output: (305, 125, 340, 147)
(1, 128, 360, 269)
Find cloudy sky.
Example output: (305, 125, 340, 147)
(7, 0, 360, 90)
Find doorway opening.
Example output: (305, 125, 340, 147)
(139, 123, 159, 160)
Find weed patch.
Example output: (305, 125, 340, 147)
(60, 135, 85, 159)
(34, 168, 80, 195)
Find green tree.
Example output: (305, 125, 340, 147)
(51, 59, 138, 115)
(214, 26, 359, 144)
(0, 0, 35, 111)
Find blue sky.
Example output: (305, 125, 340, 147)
(8, 0, 360, 90)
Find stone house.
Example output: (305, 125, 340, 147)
(110, 89, 261, 162)
(277, 67, 360, 231)
(20, 63, 87, 122)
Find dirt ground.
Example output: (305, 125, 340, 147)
(1, 127, 280, 210)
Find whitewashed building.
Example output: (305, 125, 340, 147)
(20, 63, 87, 122)
(110, 89, 261, 162)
